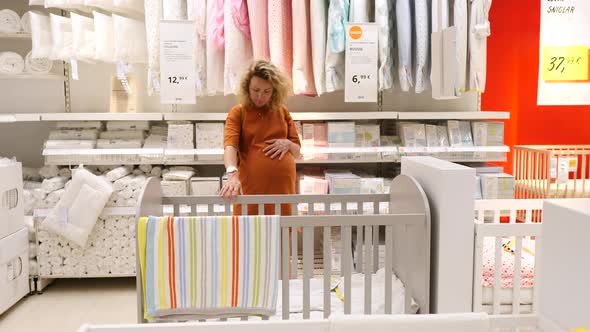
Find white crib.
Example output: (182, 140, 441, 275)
(473, 199, 544, 315)
(134, 174, 432, 322)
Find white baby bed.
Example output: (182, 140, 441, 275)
(473, 198, 544, 315)
(134, 174, 432, 323)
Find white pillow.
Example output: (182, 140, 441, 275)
(71, 12, 95, 63)
(49, 14, 72, 61)
(41, 169, 113, 247)
(113, 14, 147, 64)
(93, 11, 115, 63)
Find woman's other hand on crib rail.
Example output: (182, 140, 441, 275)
(220, 172, 242, 199)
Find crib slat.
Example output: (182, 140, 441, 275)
(512, 236, 523, 314)
(373, 226, 379, 271)
(281, 227, 290, 320)
(302, 227, 313, 319)
(323, 226, 331, 319)
(225, 202, 231, 215)
(384, 225, 393, 314)
(356, 226, 363, 273)
(493, 209, 501, 223)
(509, 208, 517, 224)
(258, 204, 263, 215)
(291, 203, 298, 279)
(275, 203, 280, 216)
(402, 225, 412, 313)
(472, 231, 484, 313)
(532, 236, 542, 314)
(478, 208, 485, 223)
(364, 225, 373, 314)
(341, 201, 348, 215)
(207, 204, 213, 215)
(525, 209, 532, 223)
(342, 225, 352, 315)
(493, 237, 503, 314)
(173, 204, 180, 217)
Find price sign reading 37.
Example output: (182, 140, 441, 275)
(542, 46, 589, 82)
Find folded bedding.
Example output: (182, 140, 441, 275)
(0, 9, 22, 33)
(482, 237, 535, 288)
(24, 51, 53, 73)
(0, 52, 25, 74)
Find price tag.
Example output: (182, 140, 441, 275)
(542, 46, 589, 81)
(160, 20, 197, 104)
(345, 23, 378, 103)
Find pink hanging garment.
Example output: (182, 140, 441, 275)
(211, 0, 225, 49)
(268, 0, 293, 79)
(247, 0, 270, 60)
(207, 0, 225, 94)
(292, 0, 317, 96)
(231, 0, 250, 38)
(224, 0, 253, 95)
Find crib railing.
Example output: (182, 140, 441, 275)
(514, 145, 590, 199)
(473, 199, 544, 315)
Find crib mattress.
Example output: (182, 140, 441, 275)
(275, 271, 417, 318)
(481, 286, 533, 305)
(516, 179, 590, 197)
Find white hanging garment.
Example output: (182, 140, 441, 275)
(396, 0, 413, 92)
(93, 11, 115, 63)
(310, 0, 328, 95)
(114, 0, 144, 15)
(49, 14, 73, 61)
(163, 0, 188, 20)
(468, 0, 491, 92)
(432, 0, 449, 32)
(113, 14, 147, 64)
(325, 0, 349, 93)
(375, 0, 393, 91)
(206, 0, 225, 95)
(453, 0, 467, 96)
(144, 0, 162, 95)
(188, 0, 208, 96)
(414, 0, 430, 93)
(224, 0, 253, 95)
(30, 12, 52, 59)
(349, 0, 370, 22)
(71, 12, 95, 63)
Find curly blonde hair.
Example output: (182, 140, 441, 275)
(238, 60, 292, 112)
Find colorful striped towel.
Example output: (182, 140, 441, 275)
(138, 215, 280, 320)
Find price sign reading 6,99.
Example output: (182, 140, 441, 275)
(345, 23, 378, 103)
(542, 46, 589, 82)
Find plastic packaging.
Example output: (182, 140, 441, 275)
(71, 12, 96, 63)
(93, 11, 115, 63)
(49, 14, 73, 61)
(30, 12, 52, 58)
(113, 14, 147, 64)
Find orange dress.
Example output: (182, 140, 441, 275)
(224, 104, 301, 215)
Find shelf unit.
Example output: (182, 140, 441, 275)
(0, 32, 31, 39)
(0, 111, 511, 122)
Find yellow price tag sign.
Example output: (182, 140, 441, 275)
(542, 46, 589, 81)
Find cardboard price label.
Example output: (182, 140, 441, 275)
(542, 46, 589, 81)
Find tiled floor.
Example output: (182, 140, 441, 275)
(0, 278, 137, 332)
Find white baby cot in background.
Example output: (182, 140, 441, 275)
(514, 145, 590, 198)
(134, 174, 432, 322)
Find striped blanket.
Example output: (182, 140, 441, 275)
(138, 215, 281, 321)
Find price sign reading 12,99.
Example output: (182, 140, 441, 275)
(542, 45, 589, 82)
(160, 20, 196, 104)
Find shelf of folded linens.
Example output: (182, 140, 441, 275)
(0, 73, 65, 80)
(397, 111, 510, 120)
(39, 112, 164, 121)
(397, 145, 510, 163)
(0, 32, 31, 39)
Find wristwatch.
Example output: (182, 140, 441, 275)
(226, 166, 238, 174)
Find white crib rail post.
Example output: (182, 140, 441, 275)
(493, 237, 503, 314)
(323, 226, 332, 319)
(342, 225, 352, 314)
(384, 225, 393, 314)
(302, 226, 314, 319)
(512, 236, 523, 314)
(364, 225, 373, 314)
(281, 226, 290, 320)
(472, 225, 484, 313)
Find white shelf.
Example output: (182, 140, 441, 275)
(163, 113, 227, 121)
(0, 32, 31, 39)
(291, 111, 398, 121)
(0, 113, 41, 122)
(40, 113, 164, 121)
(0, 73, 64, 80)
(397, 111, 510, 120)
(398, 146, 510, 153)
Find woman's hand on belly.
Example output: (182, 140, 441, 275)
(263, 139, 294, 160)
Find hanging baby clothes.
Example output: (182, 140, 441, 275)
(144, 0, 162, 96)
(292, 0, 317, 96)
(325, 0, 349, 93)
(187, 0, 207, 96)
(375, 0, 393, 91)
(224, 0, 253, 95)
(468, 0, 491, 92)
(207, 0, 225, 95)
(247, 0, 270, 60)
(163, 0, 188, 20)
(268, 0, 293, 79)
(414, 0, 431, 94)
(349, 0, 371, 22)
(431, 0, 449, 85)
(454, 0, 468, 96)
(310, 0, 328, 95)
(396, 0, 413, 92)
